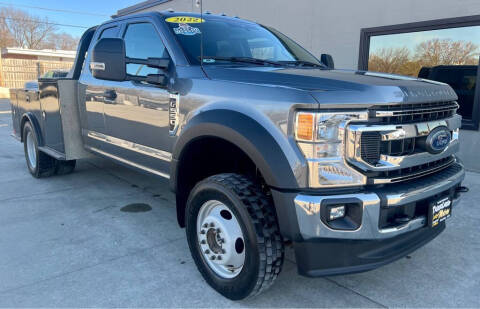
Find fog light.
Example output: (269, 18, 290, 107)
(329, 205, 345, 221)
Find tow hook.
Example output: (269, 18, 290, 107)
(454, 186, 469, 199)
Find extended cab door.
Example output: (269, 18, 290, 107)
(102, 21, 172, 174)
(79, 25, 120, 150)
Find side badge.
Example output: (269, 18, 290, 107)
(169, 93, 180, 135)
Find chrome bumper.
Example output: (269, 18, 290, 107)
(294, 162, 465, 240)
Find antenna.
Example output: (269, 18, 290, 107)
(199, 0, 204, 67)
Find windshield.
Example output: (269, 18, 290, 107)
(165, 15, 321, 66)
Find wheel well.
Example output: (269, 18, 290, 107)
(175, 136, 268, 227)
(20, 116, 29, 142)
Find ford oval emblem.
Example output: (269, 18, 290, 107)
(426, 126, 451, 154)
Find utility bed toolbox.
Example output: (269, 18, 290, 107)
(10, 79, 92, 161)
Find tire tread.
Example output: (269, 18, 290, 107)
(202, 173, 284, 298)
(23, 122, 56, 178)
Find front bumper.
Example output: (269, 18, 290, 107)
(294, 223, 445, 276)
(271, 162, 465, 276)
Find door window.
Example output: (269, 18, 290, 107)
(123, 23, 168, 77)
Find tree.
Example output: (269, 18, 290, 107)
(369, 39, 480, 77)
(44, 32, 79, 50)
(0, 7, 56, 49)
(414, 38, 479, 67)
(0, 10, 14, 48)
(395, 60, 423, 77)
(368, 47, 410, 74)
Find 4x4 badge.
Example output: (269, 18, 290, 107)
(169, 93, 180, 135)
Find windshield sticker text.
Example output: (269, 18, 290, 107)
(174, 23, 201, 36)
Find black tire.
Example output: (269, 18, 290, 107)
(186, 173, 284, 300)
(55, 160, 76, 175)
(23, 122, 56, 178)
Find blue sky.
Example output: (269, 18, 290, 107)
(0, 0, 142, 37)
(370, 26, 480, 55)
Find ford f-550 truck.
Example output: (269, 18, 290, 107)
(9, 11, 466, 300)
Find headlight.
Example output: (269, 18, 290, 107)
(295, 111, 368, 188)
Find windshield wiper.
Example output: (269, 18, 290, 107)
(200, 56, 283, 66)
(279, 60, 326, 68)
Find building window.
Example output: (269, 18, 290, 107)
(359, 16, 480, 130)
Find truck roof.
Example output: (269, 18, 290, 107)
(105, 11, 253, 27)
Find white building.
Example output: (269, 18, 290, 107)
(1, 47, 76, 62)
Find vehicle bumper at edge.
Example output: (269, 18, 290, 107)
(271, 162, 465, 277)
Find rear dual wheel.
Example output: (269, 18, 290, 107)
(186, 173, 284, 300)
(23, 121, 76, 178)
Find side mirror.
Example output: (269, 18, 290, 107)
(91, 38, 126, 81)
(321, 54, 335, 69)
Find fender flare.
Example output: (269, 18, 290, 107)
(171, 109, 299, 192)
(20, 112, 44, 146)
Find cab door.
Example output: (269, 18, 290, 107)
(79, 24, 120, 151)
(102, 21, 172, 173)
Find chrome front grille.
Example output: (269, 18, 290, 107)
(372, 156, 455, 184)
(346, 106, 462, 185)
(372, 101, 459, 124)
(361, 132, 419, 165)
(360, 132, 381, 165)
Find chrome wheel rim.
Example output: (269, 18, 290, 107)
(197, 200, 245, 278)
(26, 131, 37, 169)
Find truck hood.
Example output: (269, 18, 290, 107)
(203, 66, 458, 105)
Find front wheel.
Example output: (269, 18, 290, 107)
(186, 173, 284, 300)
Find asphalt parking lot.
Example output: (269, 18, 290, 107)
(0, 98, 479, 307)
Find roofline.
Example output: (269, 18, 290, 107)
(1, 47, 76, 58)
(115, 0, 171, 17)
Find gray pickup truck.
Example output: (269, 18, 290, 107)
(9, 11, 466, 300)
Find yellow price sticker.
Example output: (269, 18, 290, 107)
(165, 16, 205, 23)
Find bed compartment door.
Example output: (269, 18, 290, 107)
(39, 79, 65, 153)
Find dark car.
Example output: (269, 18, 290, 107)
(41, 70, 69, 79)
(419, 65, 478, 121)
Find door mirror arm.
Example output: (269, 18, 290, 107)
(146, 74, 167, 86)
(126, 74, 168, 87)
(126, 57, 170, 70)
(125, 57, 171, 87)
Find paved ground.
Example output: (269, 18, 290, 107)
(0, 98, 479, 308)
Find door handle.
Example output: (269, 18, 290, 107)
(103, 89, 117, 104)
